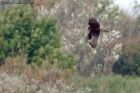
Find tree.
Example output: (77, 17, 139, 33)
(112, 3, 140, 76)
(32, 0, 121, 75)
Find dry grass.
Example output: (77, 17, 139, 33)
(0, 55, 73, 83)
(0, 56, 76, 93)
(0, 56, 140, 93)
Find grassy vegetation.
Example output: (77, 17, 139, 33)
(0, 57, 140, 93)
(1, 61, 140, 93)
(70, 74, 140, 93)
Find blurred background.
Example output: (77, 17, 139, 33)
(0, 0, 140, 93)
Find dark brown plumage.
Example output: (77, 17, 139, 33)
(88, 17, 100, 48)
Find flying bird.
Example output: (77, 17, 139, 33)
(87, 17, 109, 48)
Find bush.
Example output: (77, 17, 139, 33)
(112, 42, 140, 76)
(0, 5, 75, 69)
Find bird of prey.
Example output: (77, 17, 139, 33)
(87, 17, 109, 48)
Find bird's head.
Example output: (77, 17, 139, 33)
(88, 17, 100, 28)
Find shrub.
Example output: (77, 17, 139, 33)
(0, 5, 75, 69)
(112, 42, 140, 76)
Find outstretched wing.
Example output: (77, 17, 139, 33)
(88, 35, 99, 48)
(100, 28, 109, 32)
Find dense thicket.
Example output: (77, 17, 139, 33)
(0, 5, 75, 69)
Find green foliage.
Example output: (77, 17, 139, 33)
(0, 5, 75, 69)
(0, 5, 34, 62)
(27, 16, 61, 65)
(71, 74, 140, 93)
(113, 42, 140, 76)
